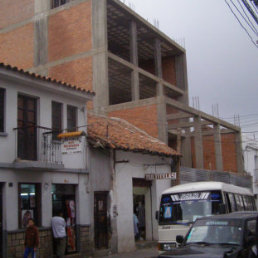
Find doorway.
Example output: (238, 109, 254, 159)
(52, 184, 77, 254)
(133, 178, 152, 242)
(94, 192, 109, 249)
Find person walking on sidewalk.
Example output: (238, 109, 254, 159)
(52, 211, 66, 258)
(24, 218, 39, 258)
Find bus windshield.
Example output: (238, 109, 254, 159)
(159, 191, 223, 225)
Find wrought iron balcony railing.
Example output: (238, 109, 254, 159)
(13, 125, 62, 165)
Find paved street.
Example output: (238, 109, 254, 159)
(103, 247, 158, 258)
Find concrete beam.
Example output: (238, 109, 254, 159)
(167, 112, 193, 120)
(165, 97, 240, 131)
(108, 52, 184, 97)
(110, 0, 185, 54)
(168, 121, 211, 130)
(214, 124, 223, 171)
(194, 116, 204, 169)
(175, 129, 235, 137)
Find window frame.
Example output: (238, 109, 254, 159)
(0, 88, 6, 133)
(52, 101, 63, 140)
(67, 105, 77, 132)
(51, 0, 69, 9)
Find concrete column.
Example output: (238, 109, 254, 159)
(154, 38, 164, 96)
(181, 129, 192, 167)
(157, 96, 168, 144)
(130, 20, 139, 101)
(92, 0, 109, 111)
(235, 132, 244, 174)
(214, 124, 223, 171)
(175, 54, 189, 105)
(194, 116, 204, 169)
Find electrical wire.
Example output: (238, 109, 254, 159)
(236, 0, 258, 34)
(225, 0, 258, 48)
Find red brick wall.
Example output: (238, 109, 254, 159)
(0, 23, 34, 69)
(191, 133, 238, 172)
(203, 135, 216, 170)
(108, 104, 159, 138)
(221, 133, 237, 173)
(162, 56, 176, 85)
(0, 0, 34, 29)
(48, 57, 93, 91)
(48, 1, 92, 62)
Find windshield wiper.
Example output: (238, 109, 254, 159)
(217, 243, 239, 246)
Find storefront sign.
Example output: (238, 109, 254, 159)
(145, 172, 176, 180)
(61, 139, 82, 154)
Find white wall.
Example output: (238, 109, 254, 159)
(0, 76, 87, 164)
(114, 151, 172, 252)
(0, 169, 91, 231)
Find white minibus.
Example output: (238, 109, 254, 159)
(157, 181, 256, 252)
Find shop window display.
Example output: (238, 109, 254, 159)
(52, 184, 77, 254)
(19, 183, 41, 228)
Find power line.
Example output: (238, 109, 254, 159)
(225, 0, 258, 48)
(242, 0, 258, 24)
(236, 0, 258, 34)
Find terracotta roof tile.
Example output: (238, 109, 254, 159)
(88, 114, 180, 157)
(0, 62, 95, 96)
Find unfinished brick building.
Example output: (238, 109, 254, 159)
(0, 0, 243, 173)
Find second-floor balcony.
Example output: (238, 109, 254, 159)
(13, 125, 64, 170)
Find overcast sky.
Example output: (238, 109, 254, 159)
(126, 0, 258, 135)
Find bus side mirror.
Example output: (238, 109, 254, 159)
(155, 211, 159, 220)
(219, 203, 226, 214)
(176, 235, 184, 244)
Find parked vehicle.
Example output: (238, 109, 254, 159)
(157, 181, 256, 252)
(158, 212, 258, 258)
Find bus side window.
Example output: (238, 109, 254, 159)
(235, 194, 244, 211)
(242, 195, 248, 210)
(227, 193, 237, 212)
(224, 193, 231, 213)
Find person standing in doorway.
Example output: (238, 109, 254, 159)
(51, 211, 66, 258)
(24, 218, 39, 258)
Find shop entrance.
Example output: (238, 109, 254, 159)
(0, 184, 2, 258)
(133, 178, 152, 242)
(94, 192, 108, 249)
(52, 184, 77, 254)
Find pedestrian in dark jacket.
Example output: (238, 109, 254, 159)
(24, 218, 39, 258)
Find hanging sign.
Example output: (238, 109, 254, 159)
(145, 172, 176, 180)
(61, 139, 82, 154)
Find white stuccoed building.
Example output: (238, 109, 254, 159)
(0, 63, 94, 257)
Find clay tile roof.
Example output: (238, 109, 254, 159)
(88, 114, 180, 157)
(0, 62, 95, 96)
